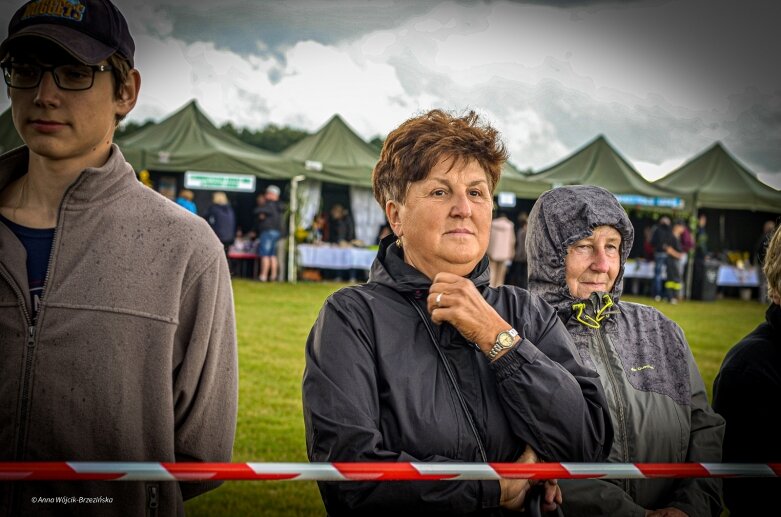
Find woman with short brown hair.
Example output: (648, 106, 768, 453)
(303, 109, 612, 516)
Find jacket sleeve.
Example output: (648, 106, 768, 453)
(172, 249, 239, 500)
(489, 296, 613, 462)
(559, 479, 647, 517)
(302, 294, 501, 516)
(666, 344, 725, 517)
(713, 355, 777, 516)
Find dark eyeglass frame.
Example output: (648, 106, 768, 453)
(0, 61, 113, 91)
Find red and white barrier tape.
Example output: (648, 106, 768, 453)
(1, 463, 780, 481)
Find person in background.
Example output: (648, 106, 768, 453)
(228, 227, 255, 277)
(309, 212, 327, 243)
(527, 185, 724, 517)
(204, 191, 236, 255)
(175, 188, 197, 214)
(664, 220, 686, 304)
(677, 218, 694, 292)
(229, 227, 252, 253)
(0, 1, 237, 514)
(507, 211, 529, 289)
(303, 110, 612, 516)
(650, 216, 673, 301)
(713, 225, 781, 516)
(694, 214, 709, 261)
(253, 191, 266, 223)
(487, 211, 515, 287)
(325, 203, 358, 281)
(256, 184, 285, 282)
(246, 229, 258, 250)
(755, 220, 777, 304)
(327, 203, 355, 244)
(691, 213, 711, 300)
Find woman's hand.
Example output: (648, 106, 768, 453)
(428, 272, 516, 357)
(499, 445, 562, 512)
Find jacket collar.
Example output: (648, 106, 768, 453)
(369, 234, 491, 294)
(0, 144, 138, 210)
(766, 303, 781, 337)
(563, 291, 620, 330)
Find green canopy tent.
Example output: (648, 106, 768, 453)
(281, 114, 385, 248)
(117, 101, 304, 268)
(496, 161, 552, 200)
(117, 100, 300, 180)
(281, 114, 379, 188)
(655, 142, 781, 298)
(280, 115, 553, 245)
(0, 107, 23, 154)
(655, 142, 781, 213)
(524, 135, 687, 285)
(528, 135, 684, 208)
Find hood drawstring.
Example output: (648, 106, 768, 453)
(571, 293, 615, 329)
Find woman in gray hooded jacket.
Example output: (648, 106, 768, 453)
(526, 185, 724, 517)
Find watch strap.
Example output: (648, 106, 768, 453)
(487, 328, 519, 360)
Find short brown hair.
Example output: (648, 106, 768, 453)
(108, 52, 132, 125)
(764, 225, 781, 300)
(372, 109, 508, 208)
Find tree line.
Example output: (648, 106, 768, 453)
(116, 120, 386, 154)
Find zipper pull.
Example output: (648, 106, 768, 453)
(27, 326, 35, 347)
(147, 484, 158, 509)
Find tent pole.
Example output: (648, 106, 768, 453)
(287, 175, 306, 283)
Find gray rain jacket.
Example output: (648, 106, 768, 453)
(303, 236, 613, 516)
(527, 185, 724, 517)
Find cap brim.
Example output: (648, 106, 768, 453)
(0, 25, 117, 65)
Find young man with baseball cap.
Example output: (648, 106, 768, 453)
(0, 1, 238, 515)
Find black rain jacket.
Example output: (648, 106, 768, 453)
(302, 236, 613, 516)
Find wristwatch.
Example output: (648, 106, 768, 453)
(487, 328, 519, 360)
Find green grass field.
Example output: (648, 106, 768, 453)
(185, 280, 766, 516)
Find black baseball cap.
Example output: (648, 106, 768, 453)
(0, 0, 135, 67)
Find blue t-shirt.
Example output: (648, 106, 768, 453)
(0, 214, 55, 323)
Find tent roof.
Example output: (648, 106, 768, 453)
(281, 114, 379, 187)
(0, 107, 23, 154)
(655, 142, 781, 213)
(117, 100, 299, 179)
(528, 135, 679, 201)
(496, 160, 552, 199)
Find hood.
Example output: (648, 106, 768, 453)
(527, 185, 634, 311)
(369, 234, 491, 294)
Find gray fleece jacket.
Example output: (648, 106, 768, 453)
(0, 145, 238, 516)
(527, 185, 724, 517)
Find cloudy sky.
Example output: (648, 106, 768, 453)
(2, 0, 780, 187)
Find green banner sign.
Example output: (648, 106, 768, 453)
(184, 171, 256, 192)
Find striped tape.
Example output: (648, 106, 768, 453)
(1, 463, 780, 481)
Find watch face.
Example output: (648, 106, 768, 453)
(498, 332, 514, 347)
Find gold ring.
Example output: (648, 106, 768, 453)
(436, 292, 443, 306)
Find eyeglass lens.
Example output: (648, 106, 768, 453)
(3, 63, 96, 90)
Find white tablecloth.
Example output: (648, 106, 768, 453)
(716, 265, 759, 287)
(623, 260, 759, 287)
(297, 245, 377, 270)
(623, 260, 655, 279)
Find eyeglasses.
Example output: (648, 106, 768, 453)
(1, 62, 113, 91)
